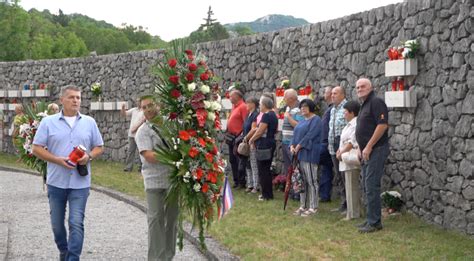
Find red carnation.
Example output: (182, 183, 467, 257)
(194, 168, 203, 179)
(189, 147, 199, 158)
(170, 89, 181, 98)
(200, 73, 209, 81)
(207, 171, 217, 184)
(211, 145, 218, 155)
(169, 75, 180, 85)
(186, 73, 194, 82)
(198, 137, 206, 147)
(188, 63, 197, 71)
(184, 50, 193, 56)
(169, 112, 178, 120)
(179, 130, 190, 141)
(168, 59, 177, 68)
(201, 183, 209, 193)
(196, 109, 208, 128)
(205, 152, 214, 163)
(187, 129, 197, 137)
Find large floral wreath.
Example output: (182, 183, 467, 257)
(13, 102, 50, 184)
(150, 42, 225, 250)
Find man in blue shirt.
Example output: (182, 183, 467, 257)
(33, 85, 104, 261)
(282, 89, 304, 176)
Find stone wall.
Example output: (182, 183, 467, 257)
(0, 50, 164, 161)
(0, 0, 472, 235)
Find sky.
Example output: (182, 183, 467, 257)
(20, 0, 403, 41)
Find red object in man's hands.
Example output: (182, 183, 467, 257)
(66, 145, 86, 167)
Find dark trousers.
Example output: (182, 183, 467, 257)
(318, 144, 333, 201)
(257, 158, 274, 199)
(362, 143, 390, 226)
(228, 143, 246, 187)
(331, 155, 346, 209)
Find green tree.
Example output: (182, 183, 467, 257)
(0, 3, 30, 61)
(233, 25, 254, 36)
(188, 23, 229, 44)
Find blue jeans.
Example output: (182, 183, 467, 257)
(361, 143, 390, 226)
(47, 185, 90, 261)
(318, 144, 333, 201)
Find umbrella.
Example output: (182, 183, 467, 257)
(283, 155, 298, 210)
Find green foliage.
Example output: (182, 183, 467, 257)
(188, 23, 229, 44)
(0, 4, 169, 61)
(232, 25, 254, 36)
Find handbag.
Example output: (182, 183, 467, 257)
(341, 148, 360, 166)
(224, 132, 237, 145)
(292, 167, 305, 194)
(237, 141, 250, 157)
(255, 148, 272, 161)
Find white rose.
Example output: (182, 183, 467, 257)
(188, 83, 196, 91)
(193, 183, 201, 192)
(208, 111, 216, 121)
(204, 101, 212, 109)
(211, 101, 222, 111)
(200, 85, 210, 94)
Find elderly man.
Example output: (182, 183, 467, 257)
(355, 78, 389, 233)
(33, 86, 104, 261)
(226, 89, 248, 188)
(282, 89, 303, 176)
(319, 87, 334, 202)
(121, 98, 145, 172)
(135, 96, 178, 260)
(328, 86, 348, 213)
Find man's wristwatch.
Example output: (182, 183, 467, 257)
(87, 152, 93, 162)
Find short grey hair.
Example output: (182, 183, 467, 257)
(284, 88, 297, 98)
(260, 96, 274, 110)
(60, 85, 81, 97)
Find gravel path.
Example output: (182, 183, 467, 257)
(0, 170, 206, 260)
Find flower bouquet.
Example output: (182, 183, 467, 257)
(272, 174, 286, 191)
(150, 41, 226, 250)
(402, 39, 420, 59)
(13, 101, 51, 185)
(91, 82, 102, 101)
(276, 78, 290, 97)
(381, 191, 403, 214)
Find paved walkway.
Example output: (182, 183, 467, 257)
(0, 170, 206, 260)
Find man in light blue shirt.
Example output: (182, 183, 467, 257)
(33, 85, 104, 261)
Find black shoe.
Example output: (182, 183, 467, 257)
(359, 223, 383, 233)
(355, 221, 368, 229)
(59, 251, 68, 261)
(123, 168, 132, 172)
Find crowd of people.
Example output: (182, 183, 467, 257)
(2, 76, 389, 260)
(225, 77, 390, 233)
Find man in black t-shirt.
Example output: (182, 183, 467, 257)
(355, 78, 390, 233)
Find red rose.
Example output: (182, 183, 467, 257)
(170, 89, 181, 98)
(179, 130, 190, 141)
(168, 59, 177, 68)
(169, 112, 178, 120)
(201, 183, 209, 193)
(198, 137, 206, 147)
(196, 109, 207, 128)
(186, 73, 194, 82)
(194, 167, 203, 179)
(189, 147, 199, 158)
(207, 171, 217, 184)
(211, 145, 218, 155)
(198, 60, 206, 66)
(188, 63, 197, 71)
(169, 75, 180, 85)
(205, 152, 214, 163)
(200, 73, 209, 81)
(184, 50, 193, 56)
(187, 129, 197, 137)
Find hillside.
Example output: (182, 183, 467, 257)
(225, 14, 309, 33)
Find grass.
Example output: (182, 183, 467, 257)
(1, 152, 473, 260)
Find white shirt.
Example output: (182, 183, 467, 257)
(126, 108, 144, 138)
(64, 116, 76, 128)
(339, 117, 359, 171)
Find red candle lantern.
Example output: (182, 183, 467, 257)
(225, 91, 230, 99)
(398, 78, 405, 91)
(305, 85, 312, 95)
(298, 88, 305, 96)
(66, 145, 86, 167)
(391, 80, 398, 91)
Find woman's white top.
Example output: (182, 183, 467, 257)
(339, 117, 360, 171)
